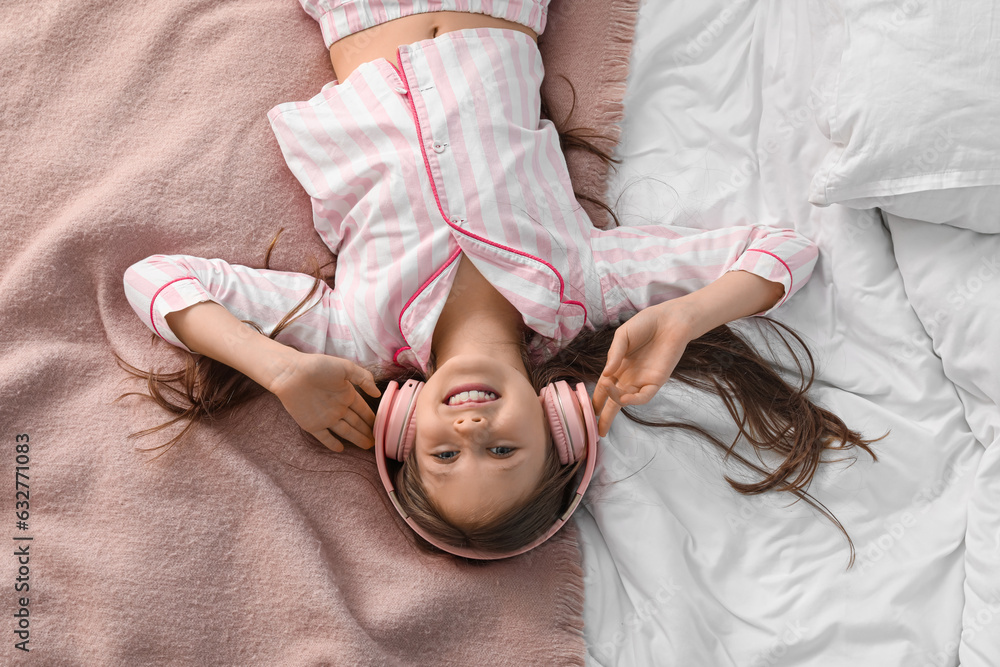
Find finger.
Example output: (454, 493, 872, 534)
(611, 381, 637, 404)
(313, 428, 345, 453)
(592, 376, 623, 421)
(598, 399, 622, 438)
(591, 376, 610, 415)
(602, 329, 630, 379)
(621, 384, 659, 407)
(350, 365, 381, 397)
(342, 406, 375, 446)
(350, 390, 376, 427)
(598, 401, 621, 437)
(329, 419, 372, 450)
(594, 375, 623, 406)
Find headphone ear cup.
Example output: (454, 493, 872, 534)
(377, 379, 424, 461)
(541, 380, 592, 465)
(572, 381, 599, 452)
(541, 384, 570, 465)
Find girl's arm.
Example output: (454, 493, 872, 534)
(165, 301, 379, 452)
(589, 223, 818, 435)
(669, 269, 786, 340)
(123, 254, 362, 361)
(591, 223, 818, 324)
(592, 270, 785, 436)
(123, 254, 377, 451)
(164, 300, 298, 392)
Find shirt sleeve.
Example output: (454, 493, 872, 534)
(122, 254, 361, 362)
(589, 223, 818, 325)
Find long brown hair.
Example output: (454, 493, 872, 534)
(535, 324, 883, 559)
(113, 230, 331, 455)
(116, 85, 884, 567)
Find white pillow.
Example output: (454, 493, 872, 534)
(805, 0, 1000, 233)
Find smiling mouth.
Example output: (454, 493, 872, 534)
(444, 384, 500, 406)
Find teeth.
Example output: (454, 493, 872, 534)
(447, 390, 497, 406)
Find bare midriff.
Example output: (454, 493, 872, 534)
(328, 11, 538, 81)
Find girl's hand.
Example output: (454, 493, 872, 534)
(591, 301, 696, 437)
(267, 351, 381, 453)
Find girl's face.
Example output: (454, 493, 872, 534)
(413, 353, 550, 530)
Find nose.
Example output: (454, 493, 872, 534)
(453, 415, 490, 443)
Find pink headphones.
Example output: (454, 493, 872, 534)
(373, 379, 598, 560)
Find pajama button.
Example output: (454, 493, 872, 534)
(433, 143, 447, 153)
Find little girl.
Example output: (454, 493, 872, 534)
(122, 0, 876, 559)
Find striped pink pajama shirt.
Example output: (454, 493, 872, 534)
(123, 10, 818, 376)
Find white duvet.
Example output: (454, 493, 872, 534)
(579, 1, 997, 665)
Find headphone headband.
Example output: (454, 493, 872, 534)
(373, 379, 598, 560)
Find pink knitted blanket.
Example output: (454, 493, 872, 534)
(0, 0, 637, 663)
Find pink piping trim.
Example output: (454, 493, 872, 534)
(392, 346, 411, 365)
(148, 276, 196, 341)
(744, 248, 793, 306)
(390, 52, 587, 323)
(395, 247, 463, 357)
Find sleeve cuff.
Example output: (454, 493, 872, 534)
(148, 277, 222, 352)
(316, 11, 340, 50)
(726, 248, 794, 317)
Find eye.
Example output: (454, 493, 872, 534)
(489, 446, 515, 457)
(433, 451, 457, 460)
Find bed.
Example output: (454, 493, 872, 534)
(579, 0, 1000, 665)
(3, 0, 999, 664)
